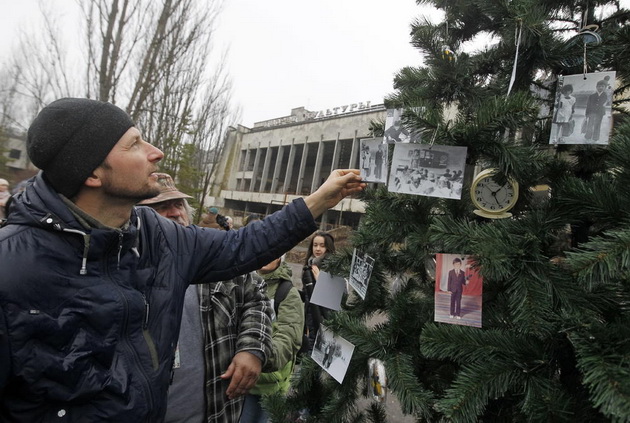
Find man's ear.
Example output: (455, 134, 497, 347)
(84, 167, 104, 188)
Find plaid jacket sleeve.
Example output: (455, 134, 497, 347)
(234, 272, 273, 366)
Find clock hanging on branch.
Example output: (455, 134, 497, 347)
(470, 169, 519, 219)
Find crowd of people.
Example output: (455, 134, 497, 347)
(0, 97, 365, 422)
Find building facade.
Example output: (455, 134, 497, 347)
(1, 130, 38, 188)
(208, 103, 386, 228)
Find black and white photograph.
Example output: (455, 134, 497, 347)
(549, 71, 615, 145)
(349, 249, 375, 300)
(434, 253, 483, 328)
(360, 138, 388, 183)
(311, 325, 355, 383)
(384, 108, 420, 143)
(309, 271, 347, 311)
(368, 358, 388, 402)
(387, 144, 467, 199)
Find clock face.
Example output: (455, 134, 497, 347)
(472, 175, 518, 213)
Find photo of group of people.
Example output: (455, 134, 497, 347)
(384, 108, 420, 143)
(349, 249, 375, 300)
(387, 144, 467, 200)
(312, 326, 355, 383)
(434, 253, 483, 328)
(549, 71, 615, 145)
(360, 138, 388, 183)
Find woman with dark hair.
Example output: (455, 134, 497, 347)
(301, 231, 336, 353)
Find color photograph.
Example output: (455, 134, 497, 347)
(434, 253, 483, 328)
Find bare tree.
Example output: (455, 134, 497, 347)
(0, 0, 238, 206)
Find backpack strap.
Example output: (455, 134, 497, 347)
(273, 279, 294, 316)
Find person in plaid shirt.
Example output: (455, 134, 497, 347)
(140, 173, 272, 422)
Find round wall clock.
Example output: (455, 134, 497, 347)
(470, 168, 519, 219)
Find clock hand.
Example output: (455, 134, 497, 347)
(490, 188, 503, 206)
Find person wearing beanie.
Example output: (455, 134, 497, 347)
(199, 206, 221, 228)
(0, 97, 366, 422)
(140, 173, 271, 423)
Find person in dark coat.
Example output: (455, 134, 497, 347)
(447, 257, 468, 319)
(302, 231, 336, 353)
(0, 98, 366, 422)
(584, 79, 609, 142)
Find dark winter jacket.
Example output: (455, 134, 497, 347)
(0, 174, 317, 422)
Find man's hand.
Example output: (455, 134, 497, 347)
(304, 169, 366, 218)
(220, 351, 262, 399)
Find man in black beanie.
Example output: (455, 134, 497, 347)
(0, 97, 366, 422)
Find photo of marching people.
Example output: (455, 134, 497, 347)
(549, 71, 615, 145)
(383, 108, 420, 143)
(311, 326, 355, 383)
(360, 138, 388, 183)
(387, 144, 467, 199)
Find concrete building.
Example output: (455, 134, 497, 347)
(208, 102, 386, 228)
(1, 130, 38, 187)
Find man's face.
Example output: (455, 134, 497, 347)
(95, 127, 164, 202)
(0, 184, 8, 192)
(597, 84, 605, 93)
(453, 262, 462, 271)
(151, 199, 190, 226)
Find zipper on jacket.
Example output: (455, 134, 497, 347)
(142, 294, 150, 329)
(117, 232, 123, 270)
(103, 250, 155, 414)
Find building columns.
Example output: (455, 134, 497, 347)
(270, 141, 285, 193)
(259, 141, 272, 192)
(310, 135, 324, 194)
(282, 138, 296, 193)
(250, 143, 262, 192)
(296, 136, 309, 195)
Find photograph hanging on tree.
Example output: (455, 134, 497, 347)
(311, 325, 355, 383)
(383, 108, 420, 143)
(360, 138, 388, 183)
(309, 271, 347, 311)
(434, 253, 483, 328)
(549, 71, 615, 145)
(387, 144, 467, 199)
(348, 249, 375, 300)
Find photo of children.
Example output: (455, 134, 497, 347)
(549, 71, 615, 145)
(360, 138, 388, 183)
(434, 253, 483, 328)
(387, 144, 467, 199)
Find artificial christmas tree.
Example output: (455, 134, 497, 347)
(269, 1, 630, 421)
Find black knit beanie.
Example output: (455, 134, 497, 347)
(27, 98, 135, 198)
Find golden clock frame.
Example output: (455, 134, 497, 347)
(470, 168, 519, 219)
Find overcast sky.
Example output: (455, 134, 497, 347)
(0, 0, 438, 127)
